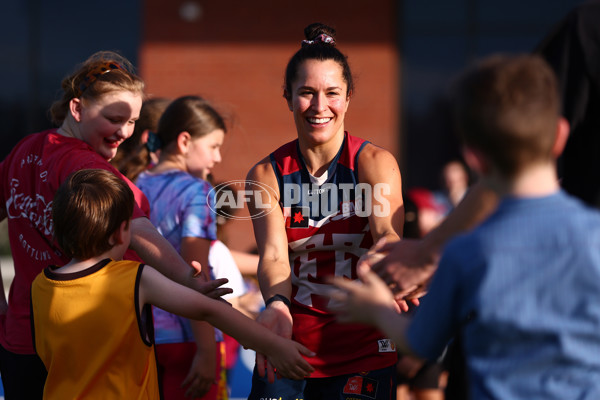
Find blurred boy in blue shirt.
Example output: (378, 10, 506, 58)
(330, 54, 600, 400)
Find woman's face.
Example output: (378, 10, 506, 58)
(74, 90, 143, 160)
(287, 59, 350, 146)
(186, 129, 225, 180)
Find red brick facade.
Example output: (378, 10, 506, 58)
(140, 0, 401, 252)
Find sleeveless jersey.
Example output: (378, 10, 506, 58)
(269, 132, 397, 377)
(31, 259, 160, 399)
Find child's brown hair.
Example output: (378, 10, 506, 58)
(53, 169, 134, 259)
(453, 54, 561, 178)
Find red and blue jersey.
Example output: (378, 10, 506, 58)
(269, 132, 397, 377)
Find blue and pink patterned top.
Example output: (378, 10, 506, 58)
(136, 169, 217, 344)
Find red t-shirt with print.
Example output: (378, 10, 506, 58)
(0, 129, 149, 354)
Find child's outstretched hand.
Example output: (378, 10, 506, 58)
(356, 238, 418, 312)
(259, 339, 315, 383)
(189, 260, 233, 299)
(328, 263, 399, 325)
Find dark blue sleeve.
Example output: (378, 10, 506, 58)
(406, 244, 463, 360)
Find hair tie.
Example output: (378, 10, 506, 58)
(77, 62, 122, 97)
(302, 33, 335, 47)
(145, 131, 162, 153)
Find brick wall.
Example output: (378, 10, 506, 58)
(140, 0, 401, 252)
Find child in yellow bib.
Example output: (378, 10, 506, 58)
(31, 169, 314, 399)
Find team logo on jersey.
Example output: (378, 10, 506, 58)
(289, 206, 309, 228)
(378, 339, 396, 353)
(343, 376, 378, 399)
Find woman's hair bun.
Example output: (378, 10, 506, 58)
(304, 22, 336, 42)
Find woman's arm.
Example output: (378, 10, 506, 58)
(358, 144, 404, 244)
(247, 158, 293, 304)
(356, 144, 412, 309)
(129, 217, 231, 298)
(246, 158, 295, 381)
(181, 237, 212, 281)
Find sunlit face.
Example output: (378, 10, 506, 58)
(287, 59, 350, 146)
(74, 90, 142, 160)
(185, 129, 225, 180)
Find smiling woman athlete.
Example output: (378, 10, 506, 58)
(246, 23, 405, 400)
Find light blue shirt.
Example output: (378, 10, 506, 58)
(407, 190, 600, 399)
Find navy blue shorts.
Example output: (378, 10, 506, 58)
(247, 364, 397, 400)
